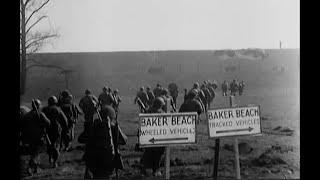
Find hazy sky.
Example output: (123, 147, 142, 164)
(34, 0, 299, 52)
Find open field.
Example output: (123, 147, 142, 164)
(20, 49, 299, 179)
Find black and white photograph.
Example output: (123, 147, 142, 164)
(19, 0, 299, 179)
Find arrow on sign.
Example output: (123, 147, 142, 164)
(149, 137, 189, 144)
(216, 127, 254, 134)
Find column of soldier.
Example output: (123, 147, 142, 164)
(19, 80, 245, 179)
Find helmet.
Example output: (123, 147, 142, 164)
(189, 90, 198, 99)
(153, 97, 165, 108)
(140, 87, 144, 91)
(146, 86, 151, 90)
(162, 88, 169, 95)
(103, 86, 108, 91)
(61, 90, 70, 98)
(48, 96, 58, 105)
(31, 99, 41, 110)
(85, 89, 91, 95)
(193, 82, 199, 89)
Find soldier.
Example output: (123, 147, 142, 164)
(98, 86, 116, 108)
(188, 82, 206, 112)
(222, 80, 228, 96)
(42, 96, 69, 168)
(179, 91, 204, 116)
(207, 83, 215, 109)
(59, 94, 81, 151)
(58, 90, 71, 106)
(83, 105, 126, 179)
(112, 89, 122, 117)
(153, 84, 163, 98)
(168, 82, 179, 108)
(79, 89, 99, 123)
(20, 99, 51, 175)
(160, 88, 176, 112)
(200, 84, 212, 112)
(134, 87, 149, 113)
(212, 80, 218, 90)
(140, 97, 166, 177)
(146, 86, 155, 107)
(238, 80, 245, 96)
(229, 79, 238, 96)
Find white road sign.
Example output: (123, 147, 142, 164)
(139, 112, 197, 147)
(207, 106, 261, 138)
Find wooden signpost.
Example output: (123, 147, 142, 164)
(138, 99, 197, 180)
(208, 96, 262, 179)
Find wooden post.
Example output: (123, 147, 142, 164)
(165, 147, 170, 180)
(165, 98, 170, 180)
(213, 138, 220, 180)
(230, 96, 241, 179)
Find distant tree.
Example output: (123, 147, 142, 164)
(20, 0, 59, 95)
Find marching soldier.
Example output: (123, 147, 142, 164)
(112, 89, 122, 117)
(82, 105, 127, 179)
(79, 89, 99, 123)
(238, 80, 245, 96)
(146, 86, 155, 107)
(179, 91, 204, 116)
(140, 97, 166, 177)
(200, 84, 212, 112)
(98, 86, 115, 108)
(229, 79, 238, 96)
(20, 99, 51, 175)
(160, 88, 176, 112)
(207, 83, 215, 109)
(153, 84, 163, 98)
(59, 93, 80, 151)
(42, 96, 69, 168)
(168, 82, 179, 108)
(134, 87, 149, 113)
(222, 80, 228, 96)
(188, 82, 206, 113)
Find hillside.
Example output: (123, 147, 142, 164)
(22, 49, 299, 102)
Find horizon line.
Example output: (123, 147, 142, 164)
(36, 48, 299, 54)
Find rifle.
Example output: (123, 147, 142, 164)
(32, 99, 51, 146)
(114, 109, 120, 180)
(136, 97, 147, 113)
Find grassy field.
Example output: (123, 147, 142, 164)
(20, 49, 299, 179)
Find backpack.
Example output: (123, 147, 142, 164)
(60, 103, 76, 126)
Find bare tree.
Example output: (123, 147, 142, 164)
(20, 0, 59, 95)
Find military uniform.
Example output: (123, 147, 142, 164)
(153, 85, 163, 98)
(99, 92, 115, 107)
(179, 97, 204, 116)
(79, 93, 99, 123)
(168, 83, 179, 107)
(59, 95, 80, 151)
(112, 91, 122, 116)
(229, 80, 238, 96)
(238, 81, 245, 96)
(83, 105, 126, 179)
(207, 85, 215, 109)
(146, 89, 155, 107)
(200, 85, 212, 112)
(42, 100, 68, 168)
(134, 89, 149, 113)
(222, 81, 228, 96)
(20, 102, 50, 174)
